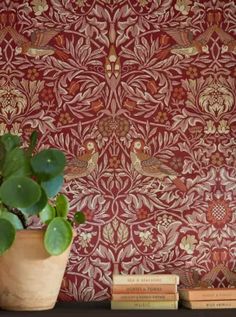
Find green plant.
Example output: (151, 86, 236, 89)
(0, 131, 85, 256)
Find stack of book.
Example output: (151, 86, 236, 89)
(180, 288, 236, 309)
(111, 274, 179, 310)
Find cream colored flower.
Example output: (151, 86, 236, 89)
(218, 120, 230, 134)
(0, 86, 27, 117)
(139, 0, 148, 6)
(76, 0, 85, 7)
(204, 120, 216, 134)
(31, 0, 48, 16)
(199, 83, 234, 117)
(175, 0, 192, 15)
(78, 232, 92, 248)
(0, 123, 7, 135)
(139, 230, 153, 247)
(180, 235, 197, 254)
(10, 123, 23, 136)
(156, 215, 173, 228)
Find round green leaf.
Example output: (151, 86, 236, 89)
(44, 217, 73, 256)
(20, 188, 48, 215)
(39, 203, 56, 224)
(0, 218, 16, 255)
(0, 133, 20, 152)
(41, 174, 64, 198)
(74, 211, 86, 224)
(31, 149, 66, 181)
(0, 141, 6, 171)
(0, 176, 41, 208)
(3, 148, 31, 179)
(56, 194, 69, 218)
(0, 211, 24, 230)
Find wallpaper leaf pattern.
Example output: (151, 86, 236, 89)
(0, 0, 236, 301)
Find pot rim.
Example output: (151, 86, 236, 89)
(16, 228, 77, 237)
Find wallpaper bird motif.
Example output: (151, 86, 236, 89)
(0, 0, 236, 301)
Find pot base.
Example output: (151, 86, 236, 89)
(0, 304, 55, 311)
(0, 230, 72, 311)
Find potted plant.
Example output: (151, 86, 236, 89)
(0, 131, 84, 311)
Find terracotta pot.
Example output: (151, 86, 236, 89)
(0, 229, 72, 311)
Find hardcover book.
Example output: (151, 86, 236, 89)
(112, 284, 177, 294)
(112, 274, 179, 285)
(182, 300, 236, 310)
(111, 300, 178, 310)
(179, 288, 236, 301)
(112, 293, 179, 301)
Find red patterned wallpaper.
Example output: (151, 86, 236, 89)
(1, 0, 236, 301)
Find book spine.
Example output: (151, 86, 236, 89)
(113, 274, 179, 285)
(182, 300, 236, 310)
(112, 293, 179, 301)
(180, 290, 236, 301)
(111, 300, 178, 310)
(112, 284, 177, 294)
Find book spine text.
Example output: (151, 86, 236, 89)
(113, 274, 179, 285)
(112, 284, 177, 294)
(180, 289, 236, 301)
(182, 300, 236, 309)
(112, 293, 179, 301)
(111, 300, 178, 310)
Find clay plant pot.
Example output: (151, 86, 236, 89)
(0, 229, 72, 311)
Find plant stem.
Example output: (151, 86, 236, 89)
(9, 208, 27, 229)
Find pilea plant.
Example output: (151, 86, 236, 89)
(0, 131, 85, 256)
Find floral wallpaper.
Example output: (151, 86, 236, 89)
(0, 0, 236, 301)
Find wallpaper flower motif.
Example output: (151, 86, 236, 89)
(0, 0, 236, 301)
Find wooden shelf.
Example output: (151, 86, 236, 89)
(0, 301, 236, 316)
